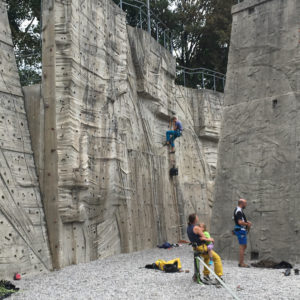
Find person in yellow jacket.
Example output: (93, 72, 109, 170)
(187, 213, 224, 284)
(155, 258, 182, 271)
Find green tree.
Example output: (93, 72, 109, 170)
(193, 0, 235, 74)
(172, 0, 212, 67)
(6, 0, 41, 86)
(116, 0, 233, 90)
(173, 0, 234, 90)
(6, 0, 234, 89)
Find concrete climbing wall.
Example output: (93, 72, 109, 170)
(40, 0, 223, 269)
(0, 2, 52, 279)
(212, 0, 300, 262)
(177, 88, 224, 179)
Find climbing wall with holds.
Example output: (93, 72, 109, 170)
(40, 0, 222, 269)
(212, 0, 300, 262)
(176, 87, 224, 180)
(0, 1, 52, 279)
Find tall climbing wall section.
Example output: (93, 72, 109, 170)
(0, 1, 52, 279)
(41, 0, 217, 269)
(177, 87, 224, 180)
(212, 0, 300, 262)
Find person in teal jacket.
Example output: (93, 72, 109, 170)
(165, 116, 183, 153)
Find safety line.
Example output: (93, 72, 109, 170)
(196, 257, 241, 300)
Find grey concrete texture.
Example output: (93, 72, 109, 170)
(184, 88, 224, 179)
(39, 0, 223, 270)
(23, 85, 44, 193)
(0, 1, 52, 279)
(212, 0, 300, 262)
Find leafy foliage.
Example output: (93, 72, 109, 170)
(173, 0, 234, 89)
(6, 0, 41, 86)
(6, 0, 234, 89)
(114, 0, 233, 90)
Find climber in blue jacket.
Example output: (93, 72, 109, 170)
(165, 116, 183, 153)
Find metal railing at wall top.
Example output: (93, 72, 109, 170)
(118, 0, 173, 52)
(176, 66, 225, 92)
(10, 0, 226, 92)
(117, 0, 226, 92)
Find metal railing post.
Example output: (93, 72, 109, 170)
(156, 22, 159, 41)
(120, 0, 122, 9)
(163, 30, 166, 48)
(147, 0, 151, 34)
(139, 8, 142, 28)
(174, 67, 225, 91)
(213, 74, 216, 91)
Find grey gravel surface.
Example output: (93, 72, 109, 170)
(11, 245, 300, 300)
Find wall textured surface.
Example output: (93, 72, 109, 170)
(0, 2, 52, 279)
(40, 0, 223, 269)
(182, 88, 224, 179)
(23, 85, 44, 194)
(212, 0, 300, 262)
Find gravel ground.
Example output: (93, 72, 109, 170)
(10, 245, 300, 300)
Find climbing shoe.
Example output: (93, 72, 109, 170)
(238, 263, 250, 268)
(215, 276, 224, 288)
(202, 275, 212, 285)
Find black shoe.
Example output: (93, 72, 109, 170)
(238, 263, 250, 268)
(202, 275, 212, 285)
(215, 276, 224, 287)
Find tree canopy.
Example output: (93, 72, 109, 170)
(7, 0, 41, 86)
(6, 0, 235, 88)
